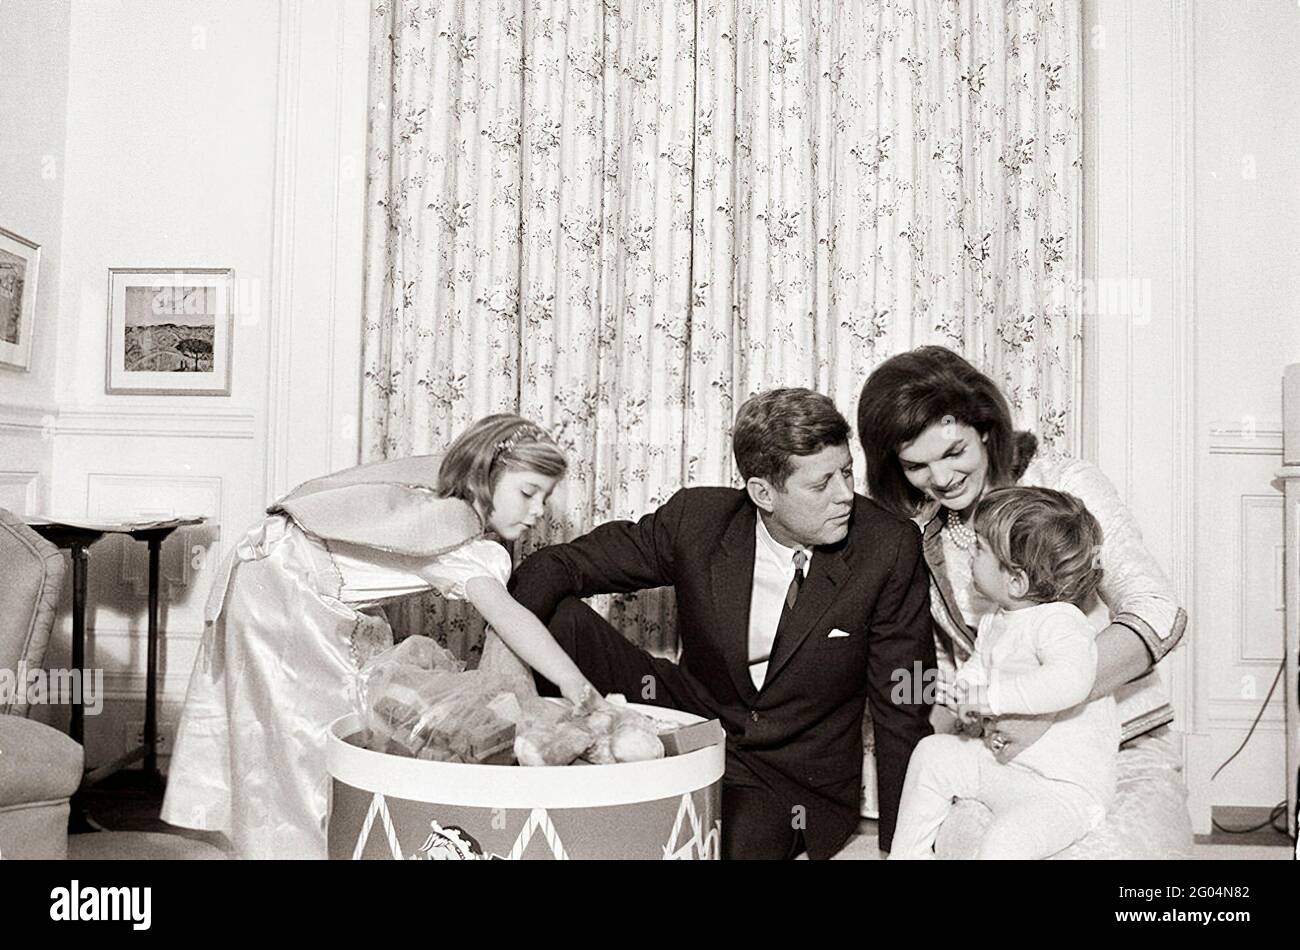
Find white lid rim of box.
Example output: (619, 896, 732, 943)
(327, 707, 725, 810)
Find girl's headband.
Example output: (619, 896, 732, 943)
(493, 422, 553, 462)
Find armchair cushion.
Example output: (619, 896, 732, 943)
(0, 508, 67, 716)
(0, 715, 83, 808)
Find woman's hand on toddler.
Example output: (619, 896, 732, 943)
(982, 712, 1053, 763)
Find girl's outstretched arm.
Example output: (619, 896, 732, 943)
(464, 575, 594, 706)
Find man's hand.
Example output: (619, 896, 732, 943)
(955, 702, 989, 737)
(953, 677, 991, 736)
(983, 713, 1052, 763)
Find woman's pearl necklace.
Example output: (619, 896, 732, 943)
(944, 508, 977, 551)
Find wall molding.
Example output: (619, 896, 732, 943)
(7, 404, 261, 440)
(65, 626, 205, 643)
(1237, 494, 1285, 665)
(57, 407, 257, 440)
(1208, 421, 1285, 457)
(1205, 696, 1287, 727)
(100, 671, 196, 700)
(0, 401, 57, 435)
(264, 0, 303, 505)
(0, 470, 40, 513)
(324, 0, 348, 472)
(262, 0, 367, 503)
(84, 471, 224, 584)
(1171, 0, 1197, 735)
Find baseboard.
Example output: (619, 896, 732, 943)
(1194, 805, 1293, 847)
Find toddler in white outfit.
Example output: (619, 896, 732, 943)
(889, 486, 1120, 859)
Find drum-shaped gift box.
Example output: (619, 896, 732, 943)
(326, 705, 725, 860)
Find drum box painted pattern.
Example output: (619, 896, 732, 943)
(327, 706, 725, 860)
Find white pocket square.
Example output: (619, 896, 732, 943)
(827, 628, 852, 639)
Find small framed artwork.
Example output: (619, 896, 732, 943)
(106, 268, 234, 395)
(0, 227, 41, 372)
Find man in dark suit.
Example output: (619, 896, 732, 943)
(509, 388, 935, 859)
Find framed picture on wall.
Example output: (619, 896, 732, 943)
(0, 226, 41, 372)
(106, 267, 234, 395)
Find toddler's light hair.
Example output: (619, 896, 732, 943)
(972, 486, 1104, 607)
(436, 414, 566, 519)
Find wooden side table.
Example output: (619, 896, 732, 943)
(25, 517, 206, 802)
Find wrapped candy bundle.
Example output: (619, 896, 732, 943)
(513, 692, 673, 766)
(353, 638, 715, 767)
(354, 635, 526, 763)
(382, 633, 466, 674)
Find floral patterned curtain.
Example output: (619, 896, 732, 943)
(363, 0, 1081, 659)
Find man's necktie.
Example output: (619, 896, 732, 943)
(753, 550, 809, 687)
(785, 550, 807, 610)
(775, 549, 807, 637)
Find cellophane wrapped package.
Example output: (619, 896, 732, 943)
(354, 635, 525, 763)
(354, 638, 693, 767)
(513, 693, 677, 766)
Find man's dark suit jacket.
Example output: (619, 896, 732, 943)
(508, 486, 935, 857)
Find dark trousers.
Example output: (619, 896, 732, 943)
(535, 597, 806, 860)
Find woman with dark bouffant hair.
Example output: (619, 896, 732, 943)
(858, 347, 1040, 518)
(857, 345, 1190, 858)
(162, 414, 595, 860)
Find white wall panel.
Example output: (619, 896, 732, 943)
(1084, 0, 1300, 825)
(33, 1, 369, 770)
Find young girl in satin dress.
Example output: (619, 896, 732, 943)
(162, 415, 592, 859)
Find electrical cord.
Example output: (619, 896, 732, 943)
(1208, 657, 1294, 840)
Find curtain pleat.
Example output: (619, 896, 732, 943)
(362, 0, 1081, 659)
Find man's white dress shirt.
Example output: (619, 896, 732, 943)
(747, 515, 814, 689)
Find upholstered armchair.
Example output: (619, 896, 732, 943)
(0, 507, 82, 859)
